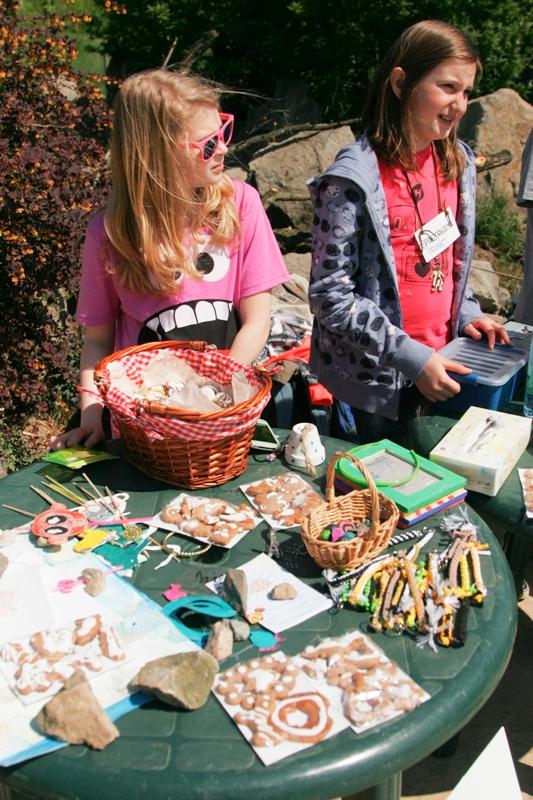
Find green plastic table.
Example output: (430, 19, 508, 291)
(409, 405, 533, 598)
(0, 434, 517, 800)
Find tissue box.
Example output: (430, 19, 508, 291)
(429, 406, 532, 496)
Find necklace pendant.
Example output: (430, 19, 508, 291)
(431, 261, 444, 293)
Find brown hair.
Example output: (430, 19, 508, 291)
(362, 20, 481, 180)
(105, 69, 240, 295)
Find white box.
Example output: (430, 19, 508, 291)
(429, 406, 532, 496)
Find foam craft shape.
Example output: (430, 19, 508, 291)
(162, 595, 237, 645)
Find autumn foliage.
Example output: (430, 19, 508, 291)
(0, 0, 113, 466)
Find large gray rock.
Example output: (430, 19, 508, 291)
(130, 651, 218, 710)
(283, 252, 312, 281)
(250, 126, 355, 230)
(35, 670, 119, 750)
(468, 259, 512, 314)
(460, 89, 533, 199)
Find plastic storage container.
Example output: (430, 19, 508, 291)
(435, 337, 528, 412)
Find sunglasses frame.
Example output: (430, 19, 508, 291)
(186, 113, 234, 163)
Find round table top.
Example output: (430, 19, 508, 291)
(0, 434, 517, 800)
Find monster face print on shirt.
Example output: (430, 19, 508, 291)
(138, 241, 238, 348)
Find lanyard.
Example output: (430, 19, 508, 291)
(403, 145, 444, 231)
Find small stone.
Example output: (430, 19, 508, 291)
(81, 568, 106, 597)
(220, 568, 248, 615)
(130, 651, 218, 710)
(205, 620, 234, 661)
(35, 670, 119, 750)
(0, 553, 8, 579)
(228, 618, 250, 641)
(319, 528, 332, 541)
(270, 582, 297, 600)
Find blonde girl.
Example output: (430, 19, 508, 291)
(308, 20, 509, 444)
(52, 69, 288, 448)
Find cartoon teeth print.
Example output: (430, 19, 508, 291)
(138, 299, 237, 348)
(138, 242, 237, 348)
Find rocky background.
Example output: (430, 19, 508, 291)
(227, 88, 533, 320)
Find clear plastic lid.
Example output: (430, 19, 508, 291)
(438, 337, 528, 386)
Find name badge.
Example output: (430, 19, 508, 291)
(414, 207, 460, 263)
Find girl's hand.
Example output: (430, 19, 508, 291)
(415, 353, 472, 403)
(463, 318, 510, 349)
(49, 405, 105, 450)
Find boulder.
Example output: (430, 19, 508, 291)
(35, 670, 119, 750)
(130, 651, 218, 710)
(468, 259, 512, 314)
(459, 89, 533, 199)
(283, 252, 312, 282)
(250, 126, 355, 230)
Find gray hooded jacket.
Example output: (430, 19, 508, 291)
(307, 135, 483, 419)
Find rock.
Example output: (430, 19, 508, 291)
(270, 582, 297, 600)
(205, 620, 234, 661)
(35, 670, 119, 749)
(250, 125, 355, 230)
(130, 651, 218, 710)
(81, 568, 106, 597)
(221, 567, 248, 615)
(459, 89, 533, 200)
(0, 553, 8, 579)
(469, 259, 512, 314)
(283, 252, 312, 282)
(228, 618, 250, 642)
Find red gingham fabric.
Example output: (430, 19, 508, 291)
(97, 348, 270, 442)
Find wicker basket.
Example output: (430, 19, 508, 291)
(301, 451, 399, 570)
(94, 340, 272, 489)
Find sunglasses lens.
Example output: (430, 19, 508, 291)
(202, 136, 218, 161)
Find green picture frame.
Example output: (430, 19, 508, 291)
(335, 439, 467, 514)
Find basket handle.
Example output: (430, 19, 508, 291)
(326, 451, 380, 530)
(94, 340, 215, 382)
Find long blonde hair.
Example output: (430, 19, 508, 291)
(105, 69, 240, 295)
(362, 20, 481, 181)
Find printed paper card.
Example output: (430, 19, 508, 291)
(518, 468, 533, 518)
(207, 553, 333, 633)
(240, 473, 324, 530)
(0, 533, 198, 766)
(0, 614, 126, 705)
(150, 493, 262, 549)
(212, 651, 348, 765)
(293, 630, 430, 733)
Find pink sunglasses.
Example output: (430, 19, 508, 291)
(186, 113, 234, 162)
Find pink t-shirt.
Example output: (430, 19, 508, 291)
(378, 146, 458, 350)
(76, 180, 289, 350)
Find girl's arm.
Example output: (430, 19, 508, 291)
(50, 323, 115, 449)
(229, 291, 272, 364)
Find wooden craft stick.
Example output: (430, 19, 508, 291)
(1, 503, 36, 518)
(105, 486, 122, 514)
(44, 475, 86, 504)
(72, 483, 98, 501)
(41, 481, 81, 505)
(30, 485, 55, 505)
(81, 472, 103, 498)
